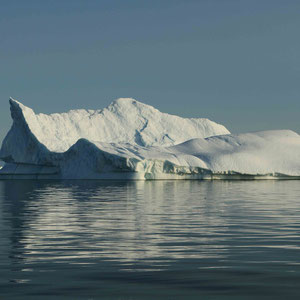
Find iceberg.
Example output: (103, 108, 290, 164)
(0, 98, 300, 179)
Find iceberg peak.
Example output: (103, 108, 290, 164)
(110, 97, 140, 106)
(9, 97, 24, 113)
(9, 97, 30, 115)
(8, 97, 34, 125)
(107, 98, 158, 114)
(9, 97, 20, 105)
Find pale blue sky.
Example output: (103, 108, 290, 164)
(1, 0, 300, 143)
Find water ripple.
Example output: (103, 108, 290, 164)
(1, 180, 300, 299)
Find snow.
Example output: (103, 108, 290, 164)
(7, 98, 229, 152)
(1, 98, 300, 179)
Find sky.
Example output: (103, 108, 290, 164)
(1, 0, 300, 144)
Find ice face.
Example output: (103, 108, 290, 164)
(5, 98, 230, 153)
(1, 98, 300, 180)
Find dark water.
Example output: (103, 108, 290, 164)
(0, 180, 300, 299)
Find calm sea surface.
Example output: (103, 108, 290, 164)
(0, 180, 300, 299)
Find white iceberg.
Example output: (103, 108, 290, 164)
(0, 98, 300, 179)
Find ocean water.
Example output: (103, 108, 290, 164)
(0, 180, 300, 299)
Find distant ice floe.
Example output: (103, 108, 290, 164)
(0, 98, 300, 179)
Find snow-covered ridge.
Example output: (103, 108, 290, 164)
(1, 98, 300, 180)
(7, 98, 230, 152)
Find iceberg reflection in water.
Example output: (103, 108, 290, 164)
(1, 180, 300, 299)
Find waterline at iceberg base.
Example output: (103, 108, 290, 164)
(0, 98, 300, 180)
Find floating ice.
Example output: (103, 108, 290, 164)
(0, 98, 299, 179)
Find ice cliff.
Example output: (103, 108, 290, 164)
(0, 98, 300, 179)
(5, 98, 229, 152)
